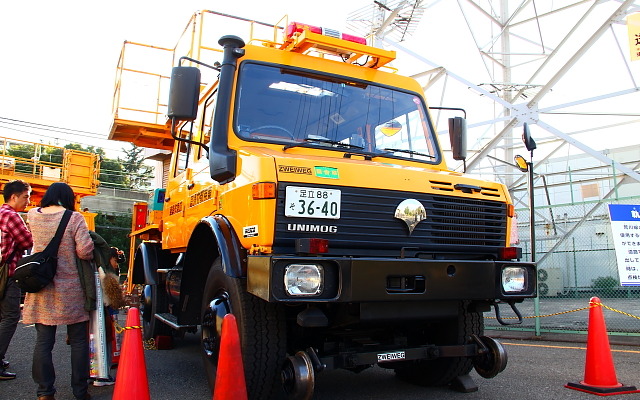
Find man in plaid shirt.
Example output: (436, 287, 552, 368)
(0, 180, 33, 380)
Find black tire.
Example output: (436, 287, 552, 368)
(394, 301, 483, 386)
(201, 258, 287, 400)
(141, 283, 172, 341)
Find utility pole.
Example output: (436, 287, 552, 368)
(515, 122, 538, 334)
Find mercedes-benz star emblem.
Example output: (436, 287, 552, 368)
(394, 199, 426, 235)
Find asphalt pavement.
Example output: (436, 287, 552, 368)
(4, 312, 640, 400)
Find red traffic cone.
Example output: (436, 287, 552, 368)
(565, 297, 640, 395)
(113, 307, 151, 400)
(212, 314, 247, 400)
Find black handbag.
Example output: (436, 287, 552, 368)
(0, 249, 18, 299)
(14, 210, 72, 293)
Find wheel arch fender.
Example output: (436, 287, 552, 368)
(178, 215, 247, 325)
(132, 242, 163, 285)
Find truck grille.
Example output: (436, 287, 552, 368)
(274, 183, 507, 255)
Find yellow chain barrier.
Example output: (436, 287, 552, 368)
(485, 301, 640, 321)
(144, 338, 157, 350)
(113, 316, 158, 349)
(597, 302, 640, 321)
(113, 319, 143, 334)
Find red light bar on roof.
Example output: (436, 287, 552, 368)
(286, 22, 367, 45)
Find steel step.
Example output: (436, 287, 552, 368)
(155, 313, 197, 330)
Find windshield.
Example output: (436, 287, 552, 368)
(234, 63, 440, 163)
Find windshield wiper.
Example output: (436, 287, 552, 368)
(381, 148, 436, 159)
(284, 138, 364, 151)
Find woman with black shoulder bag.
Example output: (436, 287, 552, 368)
(22, 182, 94, 400)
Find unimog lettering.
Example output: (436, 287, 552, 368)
(286, 224, 338, 233)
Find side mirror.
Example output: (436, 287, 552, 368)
(522, 122, 536, 152)
(448, 117, 467, 161)
(167, 66, 201, 121)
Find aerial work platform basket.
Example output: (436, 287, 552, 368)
(109, 10, 396, 151)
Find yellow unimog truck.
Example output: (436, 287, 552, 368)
(110, 12, 536, 400)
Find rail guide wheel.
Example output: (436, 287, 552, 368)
(473, 336, 508, 379)
(282, 350, 315, 400)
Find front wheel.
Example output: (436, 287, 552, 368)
(141, 283, 171, 341)
(200, 258, 287, 399)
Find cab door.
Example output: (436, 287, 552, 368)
(162, 130, 192, 250)
(163, 89, 219, 249)
(183, 88, 219, 229)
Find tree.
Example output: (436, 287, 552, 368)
(99, 158, 126, 188)
(94, 213, 131, 255)
(119, 143, 154, 190)
(5, 143, 36, 174)
(93, 213, 133, 277)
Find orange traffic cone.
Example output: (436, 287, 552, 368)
(565, 297, 640, 395)
(113, 307, 151, 400)
(212, 314, 247, 400)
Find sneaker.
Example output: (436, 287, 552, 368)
(0, 369, 16, 380)
(92, 377, 115, 386)
(1, 359, 8, 369)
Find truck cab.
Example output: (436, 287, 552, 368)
(111, 13, 536, 400)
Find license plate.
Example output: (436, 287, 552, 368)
(285, 186, 341, 219)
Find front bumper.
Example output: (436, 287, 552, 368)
(247, 255, 536, 302)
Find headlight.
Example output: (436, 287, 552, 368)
(502, 266, 527, 293)
(284, 264, 324, 296)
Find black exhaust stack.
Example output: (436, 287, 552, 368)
(209, 35, 245, 184)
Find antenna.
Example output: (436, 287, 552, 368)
(347, 0, 427, 42)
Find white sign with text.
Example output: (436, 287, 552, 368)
(608, 204, 640, 286)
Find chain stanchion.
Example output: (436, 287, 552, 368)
(112, 307, 151, 400)
(565, 297, 640, 395)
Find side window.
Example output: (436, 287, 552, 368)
(198, 90, 217, 160)
(174, 89, 217, 175)
(173, 123, 192, 177)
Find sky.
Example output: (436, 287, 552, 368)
(1, 0, 639, 167)
(0, 0, 372, 157)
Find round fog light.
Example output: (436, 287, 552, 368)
(284, 264, 324, 296)
(502, 267, 526, 293)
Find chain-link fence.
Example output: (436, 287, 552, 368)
(485, 195, 640, 336)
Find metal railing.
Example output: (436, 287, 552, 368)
(111, 10, 283, 127)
